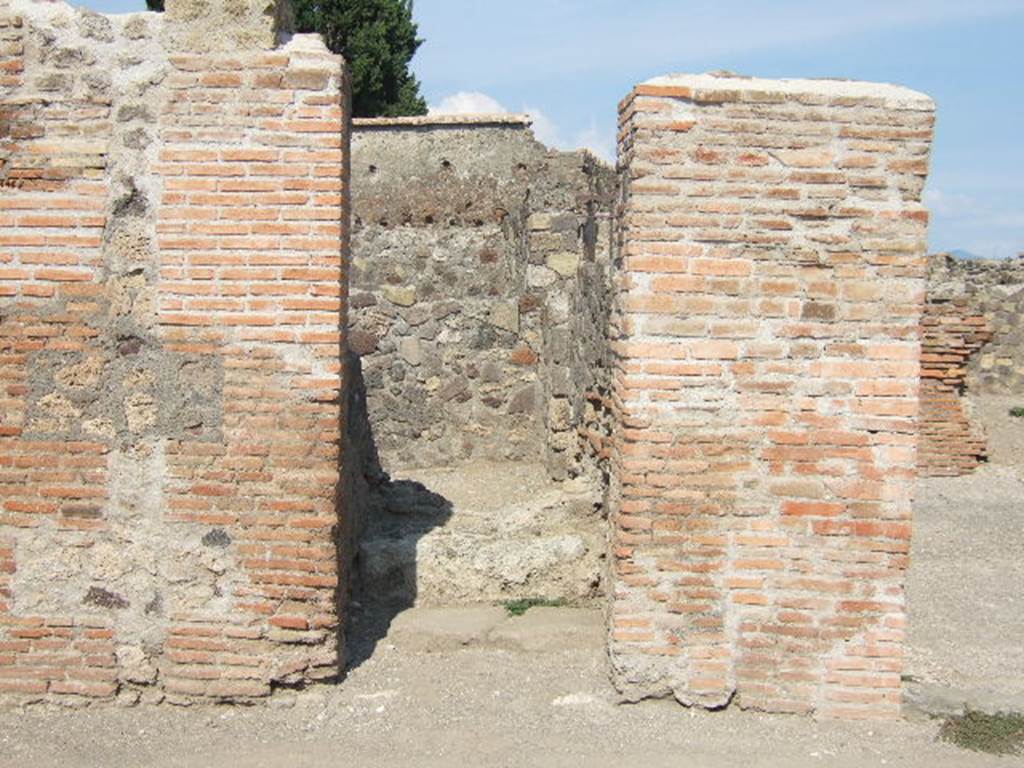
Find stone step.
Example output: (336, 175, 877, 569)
(903, 679, 1024, 720)
(382, 606, 605, 653)
(357, 462, 605, 606)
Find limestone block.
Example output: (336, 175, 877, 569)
(489, 301, 520, 334)
(164, 0, 293, 52)
(383, 285, 417, 307)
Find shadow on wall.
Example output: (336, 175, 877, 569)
(338, 352, 454, 672)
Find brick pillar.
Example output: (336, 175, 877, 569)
(918, 300, 991, 475)
(609, 73, 934, 719)
(154, 4, 348, 700)
(1, 0, 348, 705)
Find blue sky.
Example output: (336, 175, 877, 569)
(83, 1, 1024, 257)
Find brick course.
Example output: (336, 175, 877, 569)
(608, 73, 934, 719)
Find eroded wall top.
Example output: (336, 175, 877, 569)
(163, 0, 294, 52)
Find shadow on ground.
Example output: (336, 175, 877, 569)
(338, 352, 454, 672)
(345, 478, 453, 669)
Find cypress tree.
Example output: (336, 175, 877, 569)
(293, 0, 427, 117)
(146, 0, 428, 118)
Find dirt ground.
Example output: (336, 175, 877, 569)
(1, 397, 1021, 767)
(0, 642, 1012, 768)
(908, 466, 1024, 700)
(900, 393, 1024, 716)
(969, 393, 1024, 469)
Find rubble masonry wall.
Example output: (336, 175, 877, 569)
(349, 116, 615, 481)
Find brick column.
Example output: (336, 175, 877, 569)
(609, 73, 934, 719)
(918, 300, 991, 476)
(1, 0, 348, 705)
(155, 0, 348, 700)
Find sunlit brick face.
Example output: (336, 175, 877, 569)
(608, 74, 934, 720)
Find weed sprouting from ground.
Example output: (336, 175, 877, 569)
(502, 598, 568, 616)
(1009, 406, 1024, 418)
(939, 710, 1024, 755)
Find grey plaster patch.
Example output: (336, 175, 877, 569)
(202, 529, 232, 549)
(24, 336, 224, 448)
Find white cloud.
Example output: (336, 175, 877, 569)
(428, 91, 509, 115)
(572, 123, 616, 164)
(430, 92, 615, 163)
(924, 188, 979, 217)
(525, 105, 615, 162)
(523, 105, 561, 147)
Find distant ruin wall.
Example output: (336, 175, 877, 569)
(919, 265, 991, 476)
(918, 254, 1023, 476)
(961, 257, 1024, 394)
(609, 74, 934, 719)
(0, 0, 348, 705)
(349, 117, 615, 480)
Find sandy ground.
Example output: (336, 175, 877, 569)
(900, 393, 1024, 715)
(1, 400, 1021, 766)
(970, 393, 1024, 468)
(0, 642, 1010, 768)
(908, 466, 1024, 699)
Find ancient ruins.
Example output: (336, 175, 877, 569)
(0, 0, 1020, 720)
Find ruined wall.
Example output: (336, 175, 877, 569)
(350, 116, 614, 480)
(0, 0, 348, 705)
(917, 254, 1024, 476)
(928, 254, 1024, 392)
(609, 73, 934, 719)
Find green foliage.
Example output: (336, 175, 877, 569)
(939, 710, 1024, 755)
(502, 598, 568, 617)
(1009, 406, 1024, 418)
(144, 0, 426, 118)
(292, 0, 427, 118)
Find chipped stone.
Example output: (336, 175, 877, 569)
(546, 251, 580, 278)
(399, 337, 424, 366)
(489, 301, 519, 334)
(383, 285, 417, 307)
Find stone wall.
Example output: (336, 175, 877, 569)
(0, 0, 348, 705)
(929, 254, 1024, 393)
(609, 73, 934, 719)
(349, 116, 615, 480)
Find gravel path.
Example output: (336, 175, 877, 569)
(908, 466, 1024, 699)
(0, 643, 1007, 768)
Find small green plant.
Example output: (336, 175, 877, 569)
(501, 597, 568, 617)
(1009, 406, 1024, 418)
(939, 710, 1024, 755)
